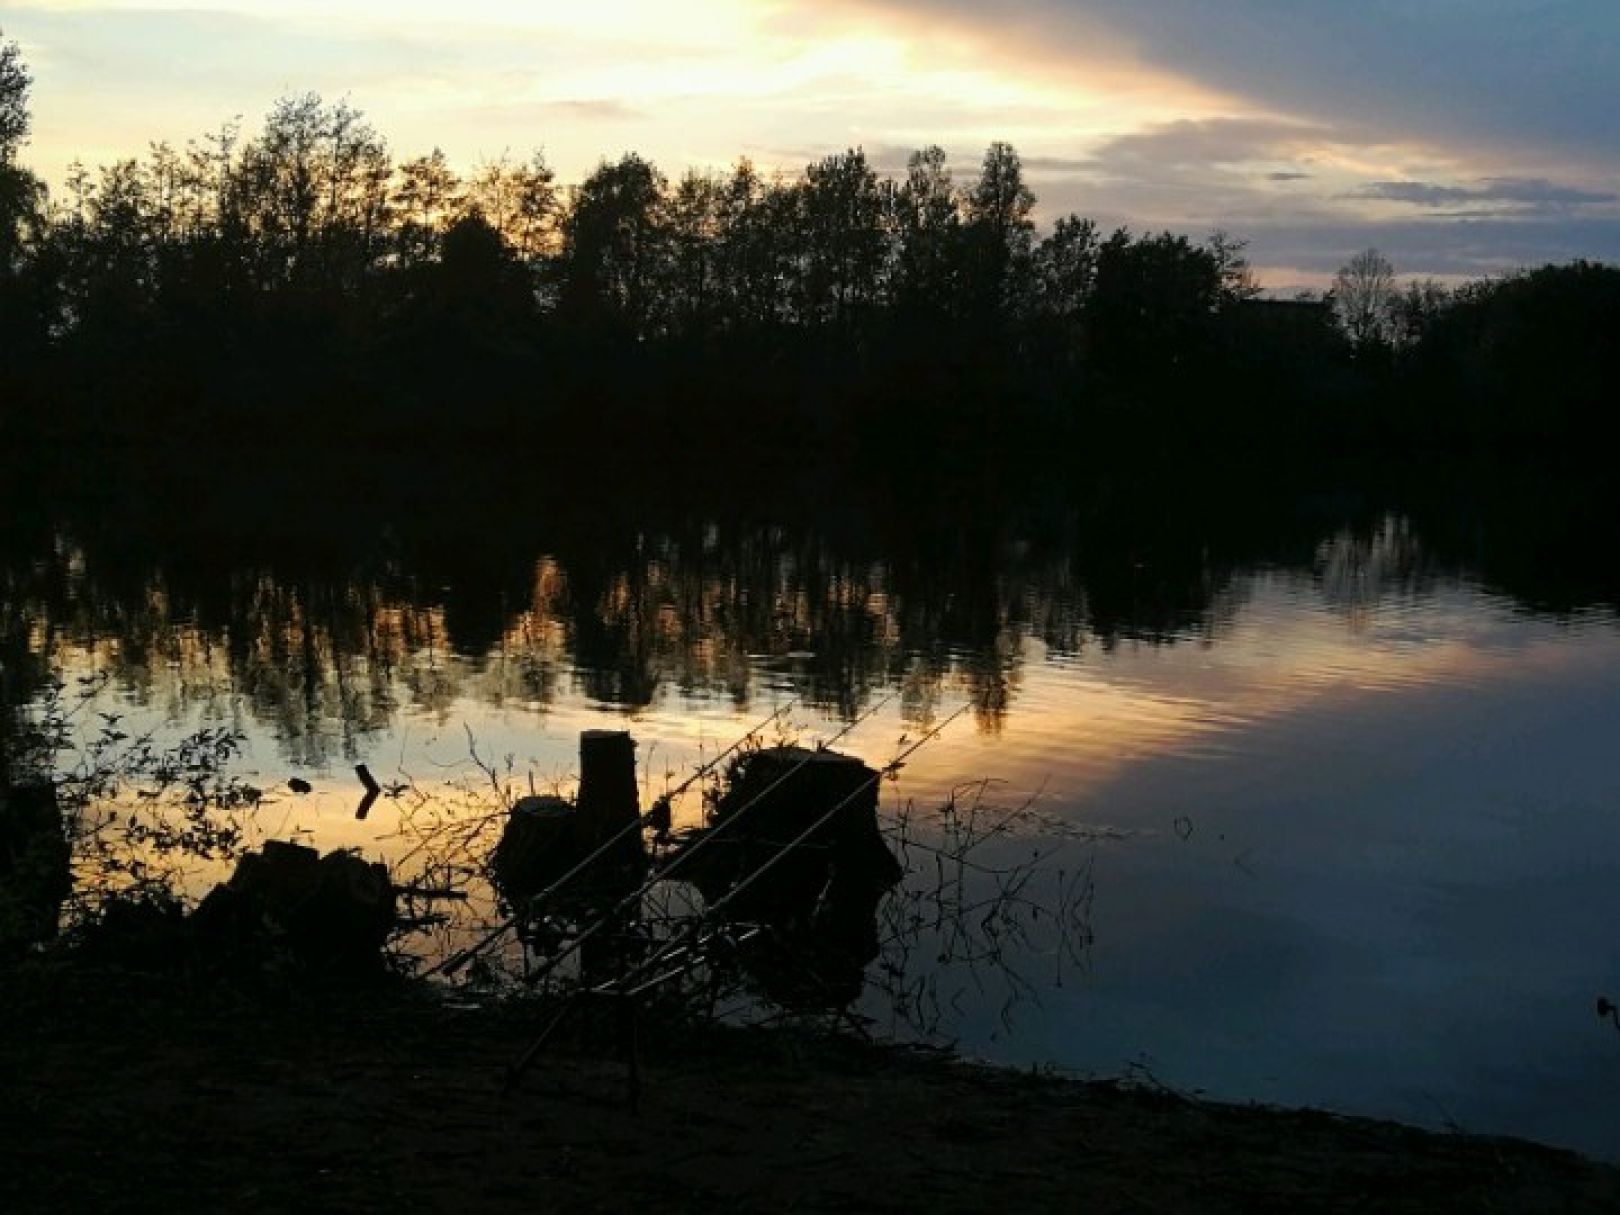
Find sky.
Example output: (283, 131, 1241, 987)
(4, 0, 1618, 286)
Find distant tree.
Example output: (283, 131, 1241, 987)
(400, 213, 534, 354)
(796, 147, 890, 330)
(0, 28, 47, 355)
(1332, 248, 1398, 350)
(556, 153, 668, 338)
(660, 168, 723, 337)
(464, 152, 557, 265)
(229, 94, 392, 294)
(1416, 260, 1620, 441)
(961, 142, 1035, 323)
(1389, 278, 1450, 350)
(892, 145, 961, 321)
(0, 28, 29, 165)
(1032, 214, 1099, 319)
(1087, 229, 1223, 378)
(0, 29, 42, 251)
(1025, 214, 1099, 366)
(713, 159, 793, 332)
(1208, 230, 1261, 307)
(391, 148, 462, 265)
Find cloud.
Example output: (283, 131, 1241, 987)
(1353, 177, 1618, 214)
(1022, 117, 1342, 236)
(544, 99, 643, 121)
(843, 0, 1620, 168)
(1021, 153, 1094, 174)
(1216, 217, 1620, 281)
(1080, 116, 1326, 177)
(10, 0, 1619, 283)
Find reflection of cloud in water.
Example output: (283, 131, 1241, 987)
(10, 506, 1618, 789)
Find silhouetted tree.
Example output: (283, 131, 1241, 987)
(8, 57, 1618, 459)
(464, 152, 557, 266)
(0, 30, 39, 260)
(1414, 261, 1620, 443)
(1030, 214, 1099, 359)
(961, 142, 1035, 325)
(660, 168, 724, 337)
(0, 29, 47, 365)
(1087, 230, 1222, 383)
(391, 148, 462, 265)
(0, 29, 28, 164)
(556, 153, 667, 339)
(892, 145, 961, 325)
(228, 94, 391, 295)
(712, 159, 794, 333)
(390, 212, 534, 363)
(1209, 230, 1260, 307)
(1389, 278, 1450, 350)
(1332, 248, 1398, 351)
(796, 148, 891, 332)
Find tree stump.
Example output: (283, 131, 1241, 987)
(577, 730, 644, 867)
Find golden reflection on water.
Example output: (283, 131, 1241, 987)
(38, 547, 1617, 889)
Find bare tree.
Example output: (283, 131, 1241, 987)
(1332, 247, 1398, 349)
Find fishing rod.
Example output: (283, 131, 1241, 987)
(608, 701, 969, 990)
(428, 698, 795, 979)
(503, 701, 970, 1084)
(506, 690, 898, 991)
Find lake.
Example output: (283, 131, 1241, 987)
(4, 452, 1618, 1159)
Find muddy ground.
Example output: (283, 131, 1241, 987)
(2, 967, 1617, 1213)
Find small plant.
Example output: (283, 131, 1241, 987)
(12, 670, 255, 931)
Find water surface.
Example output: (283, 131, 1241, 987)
(4, 462, 1617, 1158)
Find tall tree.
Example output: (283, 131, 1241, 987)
(556, 153, 668, 338)
(797, 148, 890, 330)
(713, 159, 792, 332)
(1332, 247, 1398, 351)
(0, 28, 46, 353)
(892, 145, 961, 320)
(1390, 278, 1450, 350)
(1088, 229, 1223, 378)
(1208, 230, 1260, 307)
(1032, 214, 1100, 321)
(661, 168, 723, 337)
(961, 141, 1035, 324)
(1, 29, 31, 166)
(391, 148, 462, 265)
(229, 94, 392, 294)
(465, 152, 557, 264)
(0, 30, 42, 263)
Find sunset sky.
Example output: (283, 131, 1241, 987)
(5, 0, 1618, 285)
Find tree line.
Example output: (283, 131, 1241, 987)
(2, 32, 1616, 457)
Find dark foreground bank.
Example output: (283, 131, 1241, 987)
(2, 968, 1616, 1214)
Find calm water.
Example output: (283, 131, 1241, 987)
(4, 461, 1619, 1158)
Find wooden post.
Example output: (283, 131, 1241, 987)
(576, 729, 644, 865)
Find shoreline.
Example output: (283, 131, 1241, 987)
(4, 966, 1616, 1213)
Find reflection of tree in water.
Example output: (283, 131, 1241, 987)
(12, 470, 1608, 754)
(1313, 514, 1437, 628)
(0, 507, 1270, 750)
